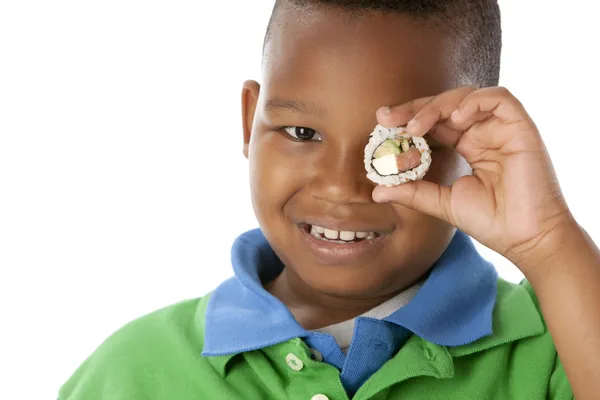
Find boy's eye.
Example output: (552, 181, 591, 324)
(282, 126, 322, 142)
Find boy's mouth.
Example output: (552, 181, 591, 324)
(297, 223, 388, 265)
(304, 224, 380, 243)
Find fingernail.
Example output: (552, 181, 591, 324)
(451, 109, 461, 121)
(377, 106, 391, 117)
(372, 188, 389, 203)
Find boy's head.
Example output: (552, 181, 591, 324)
(241, 0, 501, 300)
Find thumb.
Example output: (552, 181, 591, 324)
(372, 181, 454, 224)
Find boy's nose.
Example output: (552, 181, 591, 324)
(308, 142, 374, 205)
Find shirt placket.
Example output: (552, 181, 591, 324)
(264, 339, 351, 400)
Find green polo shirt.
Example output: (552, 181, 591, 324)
(59, 278, 572, 400)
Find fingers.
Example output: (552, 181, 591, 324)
(377, 86, 534, 154)
(449, 87, 538, 153)
(404, 86, 477, 138)
(377, 86, 477, 149)
(376, 96, 434, 128)
(450, 87, 529, 130)
(372, 180, 454, 224)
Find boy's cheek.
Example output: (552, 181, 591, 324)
(249, 132, 314, 202)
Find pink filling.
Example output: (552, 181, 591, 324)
(396, 147, 422, 173)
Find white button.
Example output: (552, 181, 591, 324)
(311, 395, 329, 400)
(309, 348, 323, 362)
(285, 353, 304, 371)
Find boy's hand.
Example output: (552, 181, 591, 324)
(376, 86, 600, 399)
(373, 86, 575, 269)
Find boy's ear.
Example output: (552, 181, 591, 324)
(241, 80, 260, 159)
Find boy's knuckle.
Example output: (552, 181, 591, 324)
(460, 85, 478, 93)
(405, 100, 419, 116)
(409, 184, 419, 209)
(423, 97, 442, 115)
(494, 86, 513, 98)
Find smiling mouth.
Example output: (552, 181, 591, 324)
(297, 222, 389, 265)
(301, 223, 382, 244)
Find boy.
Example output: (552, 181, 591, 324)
(59, 0, 600, 399)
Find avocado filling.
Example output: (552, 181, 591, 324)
(371, 137, 421, 176)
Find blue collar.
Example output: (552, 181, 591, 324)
(202, 229, 498, 356)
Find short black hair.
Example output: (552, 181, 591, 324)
(264, 0, 502, 87)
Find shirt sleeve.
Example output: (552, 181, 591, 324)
(57, 337, 138, 400)
(548, 346, 574, 399)
(58, 297, 204, 400)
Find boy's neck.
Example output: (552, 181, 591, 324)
(265, 268, 423, 330)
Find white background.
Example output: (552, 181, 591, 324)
(1, 1, 599, 398)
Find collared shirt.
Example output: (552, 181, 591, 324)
(313, 283, 421, 354)
(202, 229, 498, 395)
(59, 229, 573, 400)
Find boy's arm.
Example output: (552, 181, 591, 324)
(521, 220, 600, 400)
(373, 86, 600, 399)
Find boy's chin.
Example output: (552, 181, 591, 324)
(296, 264, 416, 299)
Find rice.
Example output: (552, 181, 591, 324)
(364, 125, 432, 187)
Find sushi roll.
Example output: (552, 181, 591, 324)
(364, 125, 432, 187)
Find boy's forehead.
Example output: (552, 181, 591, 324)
(262, 7, 458, 111)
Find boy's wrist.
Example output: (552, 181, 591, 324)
(510, 214, 590, 284)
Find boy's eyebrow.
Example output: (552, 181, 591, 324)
(264, 97, 326, 116)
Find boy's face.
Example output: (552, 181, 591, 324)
(242, 8, 470, 298)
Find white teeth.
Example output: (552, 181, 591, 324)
(324, 228, 339, 240)
(339, 231, 355, 241)
(309, 225, 378, 242)
(310, 225, 321, 238)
